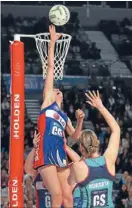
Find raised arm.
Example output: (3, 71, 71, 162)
(66, 109, 85, 140)
(65, 145, 81, 162)
(41, 25, 61, 109)
(85, 91, 120, 164)
(24, 131, 40, 176)
(64, 143, 80, 190)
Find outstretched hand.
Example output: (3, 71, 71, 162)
(49, 25, 62, 42)
(85, 91, 103, 109)
(33, 130, 40, 148)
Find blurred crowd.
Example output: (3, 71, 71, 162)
(100, 17, 132, 56)
(1, 75, 132, 207)
(1, 12, 103, 76)
(2, 1, 132, 8)
(100, 17, 132, 74)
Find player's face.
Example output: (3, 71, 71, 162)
(53, 89, 63, 102)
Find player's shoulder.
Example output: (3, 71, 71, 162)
(72, 158, 86, 169)
(41, 100, 54, 111)
(72, 159, 89, 182)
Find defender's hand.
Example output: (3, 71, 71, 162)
(85, 91, 103, 109)
(33, 131, 40, 148)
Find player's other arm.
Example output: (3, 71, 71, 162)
(68, 165, 77, 191)
(24, 131, 40, 176)
(64, 141, 81, 189)
(66, 109, 85, 140)
(24, 149, 37, 176)
(85, 91, 120, 164)
(65, 145, 81, 162)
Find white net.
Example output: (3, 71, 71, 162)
(35, 33, 71, 80)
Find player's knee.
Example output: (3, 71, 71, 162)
(51, 190, 63, 205)
(63, 194, 73, 202)
(63, 190, 73, 205)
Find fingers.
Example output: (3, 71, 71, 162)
(79, 114, 84, 119)
(33, 132, 41, 148)
(86, 101, 94, 107)
(33, 138, 40, 145)
(49, 24, 56, 33)
(52, 24, 56, 33)
(49, 25, 54, 34)
(92, 91, 96, 97)
(88, 91, 95, 99)
(76, 109, 85, 119)
(33, 131, 40, 141)
(97, 90, 100, 98)
(76, 109, 82, 114)
(85, 93, 93, 102)
(85, 90, 100, 107)
(85, 90, 99, 100)
(49, 25, 62, 42)
(36, 133, 41, 139)
(49, 25, 52, 33)
(78, 114, 84, 118)
(78, 110, 84, 117)
(34, 130, 37, 137)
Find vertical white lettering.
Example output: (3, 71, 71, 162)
(14, 94, 20, 102)
(12, 179, 18, 207)
(13, 94, 20, 139)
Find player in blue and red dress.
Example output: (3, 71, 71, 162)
(25, 131, 81, 208)
(33, 25, 84, 208)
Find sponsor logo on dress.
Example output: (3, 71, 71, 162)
(46, 110, 66, 128)
(53, 113, 60, 120)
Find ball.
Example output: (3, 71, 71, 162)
(49, 5, 70, 26)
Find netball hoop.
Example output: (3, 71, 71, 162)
(35, 33, 71, 80)
(9, 32, 71, 207)
(14, 33, 72, 80)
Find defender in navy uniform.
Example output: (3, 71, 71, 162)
(25, 131, 81, 208)
(66, 91, 120, 208)
(34, 174, 51, 208)
(33, 25, 84, 208)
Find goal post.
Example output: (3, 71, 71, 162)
(9, 41, 25, 207)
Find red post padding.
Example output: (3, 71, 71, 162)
(9, 41, 24, 207)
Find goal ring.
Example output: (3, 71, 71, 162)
(35, 33, 72, 80)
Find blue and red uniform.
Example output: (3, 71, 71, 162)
(33, 102, 68, 169)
